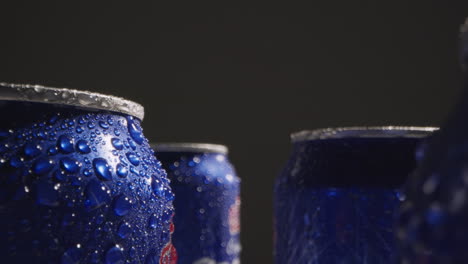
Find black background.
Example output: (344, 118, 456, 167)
(1, 2, 468, 263)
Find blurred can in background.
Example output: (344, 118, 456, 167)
(0, 83, 177, 263)
(397, 19, 468, 264)
(274, 127, 435, 264)
(154, 143, 241, 264)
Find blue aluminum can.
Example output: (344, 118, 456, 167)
(397, 19, 468, 264)
(274, 127, 435, 264)
(154, 143, 241, 264)
(0, 83, 177, 264)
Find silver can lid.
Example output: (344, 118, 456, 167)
(152, 143, 229, 154)
(291, 126, 438, 143)
(0, 82, 145, 120)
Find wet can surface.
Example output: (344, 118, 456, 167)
(0, 83, 176, 263)
(154, 143, 241, 264)
(274, 127, 435, 264)
(397, 19, 468, 264)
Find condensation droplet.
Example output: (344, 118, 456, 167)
(24, 143, 41, 158)
(99, 121, 110, 129)
(60, 157, 81, 174)
(105, 245, 125, 264)
(111, 138, 124, 150)
(76, 140, 91, 154)
(116, 164, 128, 178)
(127, 117, 144, 145)
(93, 158, 112, 181)
(33, 158, 54, 175)
(57, 135, 74, 154)
(126, 152, 140, 166)
(113, 195, 133, 216)
(117, 222, 132, 239)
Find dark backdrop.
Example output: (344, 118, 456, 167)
(1, 2, 468, 263)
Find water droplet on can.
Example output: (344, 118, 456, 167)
(151, 178, 164, 197)
(93, 158, 112, 181)
(117, 222, 132, 239)
(99, 121, 110, 129)
(116, 164, 128, 178)
(33, 158, 54, 175)
(57, 135, 74, 154)
(128, 139, 137, 150)
(76, 140, 91, 154)
(48, 146, 58, 156)
(113, 195, 133, 216)
(127, 117, 144, 145)
(126, 152, 140, 166)
(60, 157, 80, 174)
(111, 138, 123, 150)
(24, 143, 41, 158)
(105, 245, 125, 264)
(83, 168, 93, 177)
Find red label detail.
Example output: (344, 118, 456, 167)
(169, 222, 175, 234)
(160, 217, 177, 264)
(229, 196, 241, 235)
(159, 242, 177, 264)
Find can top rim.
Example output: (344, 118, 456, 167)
(291, 126, 438, 142)
(0, 82, 145, 120)
(152, 143, 229, 154)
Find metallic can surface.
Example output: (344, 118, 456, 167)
(154, 143, 241, 264)
(0, 83, 176, 263)
(274, 127, 435, 264)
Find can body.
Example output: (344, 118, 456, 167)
(274, 128, 432, 264)
(156, 145, 241, 264)
(398, 122, 468, 261)
(397, 25, 468, 262)
(398, 24, 468, 264)
(397, 137, 458, 263)
(0, 100, 176, 263)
